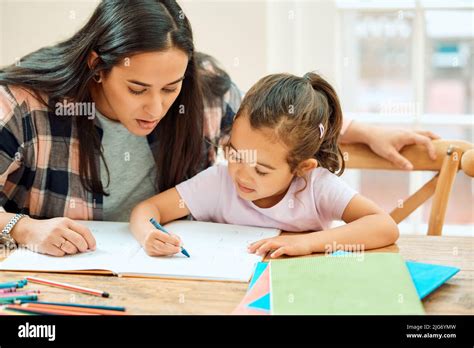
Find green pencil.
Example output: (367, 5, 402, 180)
(0, 295, 38, 304)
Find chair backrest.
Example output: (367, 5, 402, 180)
(340, 139, 474, 236)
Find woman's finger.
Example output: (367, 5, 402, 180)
(62, 228, 89, 252)
(415, 130, 440, 140)
(43, 244, 66, 257)
(59, 240, 79, 255)
(411, 133, 437, 160)
(66, 219, 96, 250)
(385, 149, 413, 170)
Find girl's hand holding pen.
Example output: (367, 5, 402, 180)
(143, 228, 182, 257)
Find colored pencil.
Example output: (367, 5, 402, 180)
(0, 287, 17, 293)
(0, 280, 25, 289)
(149, 218, 190, 257)
(17, 300, 125, 311)
(25, 276, 109, 298)
(4, 304, 97, 316)
(19, 303, 126, 315)
(0, 290, 40, 298)
(0, 295, 38, 304)
(0, 306, 35, 315)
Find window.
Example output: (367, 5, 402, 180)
(337, 0, 473, 235)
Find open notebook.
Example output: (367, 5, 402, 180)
(0, 220, 280, 282)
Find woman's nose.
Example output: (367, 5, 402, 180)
(144, 94, 163, 119)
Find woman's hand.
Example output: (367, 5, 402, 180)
(366, 128, 440, 170)
(248, 233, 316, 258)
(341, 122, 440, 170)
(142, 228, 182, 257)
(10, 217, 96, 257)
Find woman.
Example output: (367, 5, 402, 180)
(0, 0, 210, 256)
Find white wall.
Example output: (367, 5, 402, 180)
(0, 0, 339, 92)
(266, 0, 338, 84)
(181, 0, 268, 91)
(0, 0, 100, 66)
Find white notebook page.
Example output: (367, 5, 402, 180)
(0, 220, 280, 282)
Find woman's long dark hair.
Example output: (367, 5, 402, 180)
(0, 0, 204, 194)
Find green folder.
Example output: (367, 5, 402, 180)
(270, 253, 425, 315)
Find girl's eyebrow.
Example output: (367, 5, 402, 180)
(127, 76, 185, 87)
(228, 142, 276, 170)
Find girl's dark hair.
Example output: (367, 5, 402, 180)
(0, 0, 204, 194)
(236, 72, 345, 177)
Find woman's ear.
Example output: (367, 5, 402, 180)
(88, 51, 104, 83)
(295, 158, 318, 177)
(87, 51, 100, 70)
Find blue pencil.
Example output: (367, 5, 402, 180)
(149, 218, 190, 258)
(0, 280, 26, 289)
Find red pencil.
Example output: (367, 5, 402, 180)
(25, 277, 109, 298)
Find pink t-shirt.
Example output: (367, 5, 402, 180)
(176, 164, 358, 232)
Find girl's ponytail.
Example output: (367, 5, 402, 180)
(304, 72, 345, 175)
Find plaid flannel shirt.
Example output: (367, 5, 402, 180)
(0, 82, 241, 220)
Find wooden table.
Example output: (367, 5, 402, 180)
(0, 235, 472, 314)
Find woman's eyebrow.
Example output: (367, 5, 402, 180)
(228, 141, 276, 170)
(127, 79, 152, 87)
(166, 76, 185, 86)
(127, 76, 185, 87)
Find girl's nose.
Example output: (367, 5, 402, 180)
(236, 165, 253, 184)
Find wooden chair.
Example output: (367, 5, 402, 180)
(340, 139, 474, 236)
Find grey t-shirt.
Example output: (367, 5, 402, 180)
(95, 111, 157, 221)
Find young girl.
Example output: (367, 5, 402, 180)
(130, 72, 399, 258)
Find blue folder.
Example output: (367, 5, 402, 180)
(405, 260, 460, 299)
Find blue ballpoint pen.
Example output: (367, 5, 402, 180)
(149, 218, 190, 258)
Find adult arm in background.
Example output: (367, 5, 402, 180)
(339, 118, 440, 170)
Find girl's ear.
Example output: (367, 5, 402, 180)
(295, 158, 318, 177)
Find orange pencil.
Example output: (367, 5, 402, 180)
(0, 307, 32, 315)
(5, 304, 98, 316)
(22, 303, 127, 315)
(26, 276, 109, 298)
